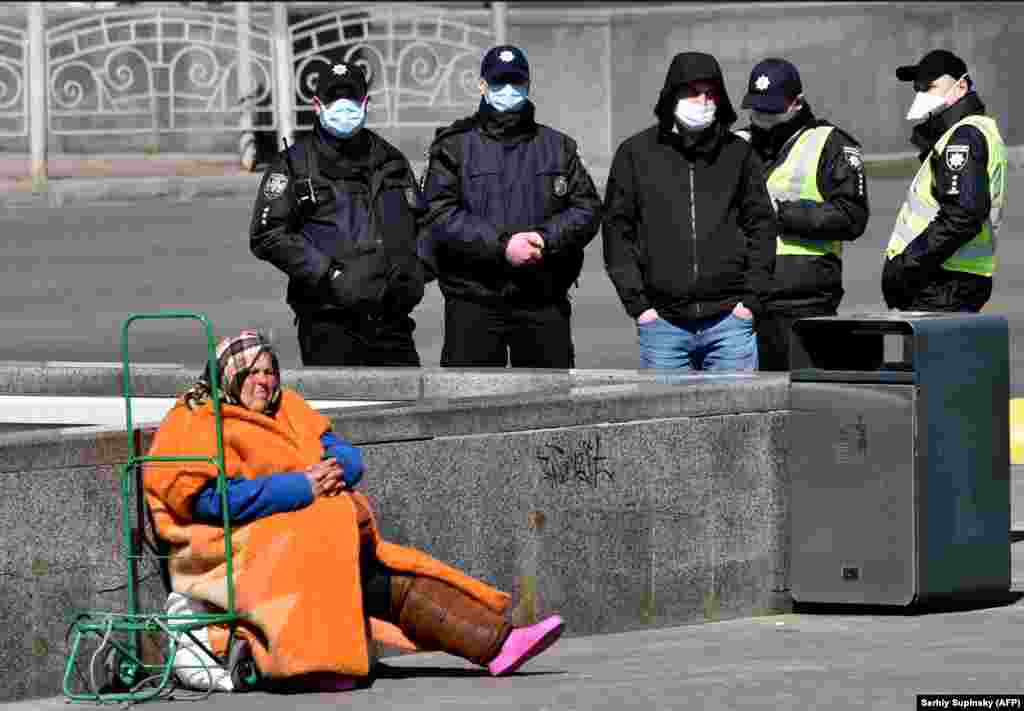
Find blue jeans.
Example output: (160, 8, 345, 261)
(638, 312, 758, 371)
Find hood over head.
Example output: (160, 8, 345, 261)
(654, 52, 737, 130)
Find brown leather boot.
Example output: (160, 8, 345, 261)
(389, 575, 512, 667)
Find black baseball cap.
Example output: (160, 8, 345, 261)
(315, 62, 368, 104)
(480, 45, 530, 84)
(896, 50, 968, 88)
(741, 58, 803, 113)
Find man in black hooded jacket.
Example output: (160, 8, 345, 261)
(603, 52, 777, 371)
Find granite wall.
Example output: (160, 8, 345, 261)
(0, 373, 790, 702)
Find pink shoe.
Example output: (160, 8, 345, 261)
(487, 615, 565, 676)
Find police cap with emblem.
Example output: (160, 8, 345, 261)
(481, 45, 530, 84)
(741, 58, 803, 113)
(896, 49, 968, 89)
(315, 62, 369, 104)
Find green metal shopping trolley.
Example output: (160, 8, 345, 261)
(62, 311, 259, 703)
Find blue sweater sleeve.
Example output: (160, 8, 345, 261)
(192, 473, 314, 524)
(320, 431, 365, 488)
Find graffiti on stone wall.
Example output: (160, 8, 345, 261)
(535, 433, 614, 489)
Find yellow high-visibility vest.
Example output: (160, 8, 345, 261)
(766, 125, 839, 257)
(885, 114, 1007, 277)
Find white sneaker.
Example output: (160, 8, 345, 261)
(164, 592, 235, 692)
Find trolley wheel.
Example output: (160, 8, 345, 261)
(90, 644, 140, 694)
(228, 638, 262, 692)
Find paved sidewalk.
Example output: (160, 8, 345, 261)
(0, 154, 261, 207)
(7, 594, 1024, 711)
(2, 146, 1021, 207)
(0, 154, 248, 182)
(0, 151, 888, 208)
(7, 146, 1024, 208)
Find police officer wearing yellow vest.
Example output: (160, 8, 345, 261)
(882, 50, 1007, 313)
(736, 59, 869, 371)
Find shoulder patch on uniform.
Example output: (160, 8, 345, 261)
(553, 176, 568, 197)
(842, 146, 863, 170)
(945, 144, 969, 171)
(828, 125, 860, 146)
(263, 172, 288, 200)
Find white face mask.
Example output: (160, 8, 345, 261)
(675, 99, 717, 130)
(750, 98, 802, 130)
(906, 74, 967, 121)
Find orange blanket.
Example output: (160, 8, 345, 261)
(144, 389, 510, 678)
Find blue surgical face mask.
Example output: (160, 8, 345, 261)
(319, 98, 366, 138)
(485, 83, 528, 113)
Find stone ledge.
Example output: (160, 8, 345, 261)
(0, 360, 787, 405)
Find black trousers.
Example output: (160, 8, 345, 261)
(297, 311, 420, 367)
(882, 257, 991, 313)
(440, 297, 574, 368)
(756, 307, 837, 372)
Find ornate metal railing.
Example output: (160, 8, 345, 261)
(290, 3, 493, 130)
(0, 22, 27, 137)
(45, 6, 276, 135)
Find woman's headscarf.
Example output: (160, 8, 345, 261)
(183, 329, 282, 415)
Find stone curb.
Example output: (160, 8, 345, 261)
(1, 174, 263, 208)
(2, 147, 1019, 208)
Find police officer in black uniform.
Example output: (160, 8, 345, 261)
(421, 45, 602, 368)
(735, 58, 869, 371)
(249, 62, 426, 366)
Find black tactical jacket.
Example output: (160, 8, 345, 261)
(249, 125, 426, 319)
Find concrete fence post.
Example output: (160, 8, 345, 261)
(27, 1, 47, 191)
(235, 1, 255, 169)
(491, 1, 508, 46)
(271, 2, 294, 148)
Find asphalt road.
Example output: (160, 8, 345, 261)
(1, 173, 1021, 382)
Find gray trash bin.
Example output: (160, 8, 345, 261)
(788, 312, 1009, 605)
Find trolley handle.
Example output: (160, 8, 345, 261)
(119, 311, 236, 615)
(119, 311, 225, 469)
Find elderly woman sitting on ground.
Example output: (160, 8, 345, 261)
(144, 330, 564, 691)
